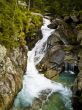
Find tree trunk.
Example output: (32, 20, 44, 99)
(28, 0, 31, 11)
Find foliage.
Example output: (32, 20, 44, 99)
(24, 0, 82, 16)
(0, 0, 42, 49)
(0, 0, 82, 48)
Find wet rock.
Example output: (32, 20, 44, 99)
(0, 45, 27, 110)
(48, 23, 58, 29)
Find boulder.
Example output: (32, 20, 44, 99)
(50, 49, 65, 65)
(48, 23, 58, 29)
(51, 18, 77, 45)
(48, 19, 63, 29)
(45, 69, 58, 80)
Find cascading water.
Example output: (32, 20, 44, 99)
(64, 62, 75, 74)
(13, 18, 73, 110)
(69, 64, 75, 74)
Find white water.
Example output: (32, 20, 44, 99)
(13, 18, 73, 110)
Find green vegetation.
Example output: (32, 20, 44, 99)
(0, 0, 82, 48)
(23, 0, 82, 16)
(47, 0, 80, 16)
(0, 0, 42, 49)
(43, 0, 82, 16)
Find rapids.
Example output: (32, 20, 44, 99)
(13, 18, 73, 110)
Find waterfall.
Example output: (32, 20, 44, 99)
(13, 18, 73, 110)
(64, 62, 75, 74)
(64, 62, 68, 72)
(69, 64, 75, 74)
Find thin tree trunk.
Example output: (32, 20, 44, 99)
(28, 0, 31, 11)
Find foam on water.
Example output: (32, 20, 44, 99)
(13, 18, 73, 110)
